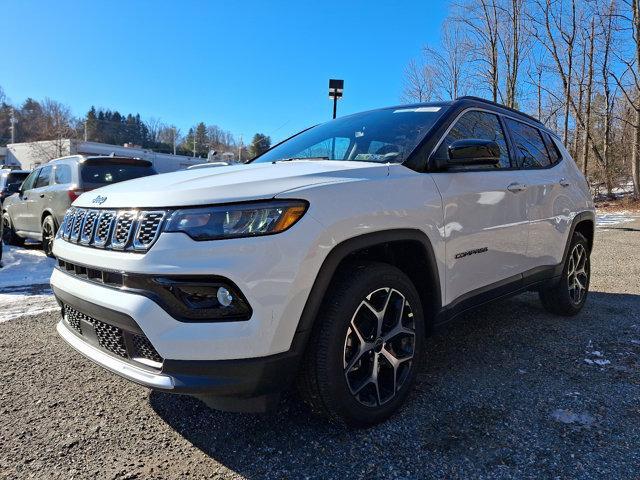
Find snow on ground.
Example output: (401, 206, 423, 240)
(596, 211, 639, 228)
(0, 244, 56, 287)
(0, 244, 58, 322)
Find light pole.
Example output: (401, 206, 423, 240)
(328, 79, 344, 119)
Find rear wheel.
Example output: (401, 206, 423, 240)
(298, 261, 425, 427)
(2, 211, 24, 247)
(539, 231, 590, 316)
(41, 215, 56, 257)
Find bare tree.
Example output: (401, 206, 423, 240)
(581, 18, 596, 177)
(401, 59, 437, 102)
(420, 20, 473, 99)
(610, 0, 640, 196)
(28, 98, 76, 162)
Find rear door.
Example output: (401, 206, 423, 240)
(503, 119, 570, 270)
(429, 110, 530, 306)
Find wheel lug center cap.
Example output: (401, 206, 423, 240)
(373, 337, 384, 353)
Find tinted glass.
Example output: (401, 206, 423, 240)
(542, 132, 562, 164)
(80, 163, 156, 187)
(7, 172, 29, 186)
(54, 165, 72, 184)
(435, 111, 510, 168)
(21, 170, 39, 191)
(34, 166, 52, 188)
(253, 106, 446, 164)
(505, 119, 552, 168)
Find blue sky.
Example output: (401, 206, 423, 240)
(2, 1, 447, 143)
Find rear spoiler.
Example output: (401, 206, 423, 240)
(82, 156, 153, 167)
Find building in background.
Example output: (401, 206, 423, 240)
(5, 139, 205, 173)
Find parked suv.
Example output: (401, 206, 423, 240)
(3, 156, 156, 256)
(51, 97, 594, 426)
(0, 169, 30, 205)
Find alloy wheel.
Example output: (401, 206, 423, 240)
(567, 243, 589, 305)
(343, 287, 416, 407)
(43, 220, 54, 255)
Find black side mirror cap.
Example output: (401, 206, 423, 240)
(447, 139, 501, 166)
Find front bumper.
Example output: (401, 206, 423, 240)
(55, 287, 305, 411)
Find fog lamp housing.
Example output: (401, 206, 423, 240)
(150, 277, 252, 322)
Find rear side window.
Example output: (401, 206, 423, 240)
(434, 111, 511, 168)
(7, 172, 29, 186)
(542, 132, 562, 164)
(80, 163, 156, 187)
(505, 119, 552, 168)
(54, 165, 72, 184)
(34, 166, 52, 188)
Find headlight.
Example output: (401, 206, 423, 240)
(164, 200, 308, 241)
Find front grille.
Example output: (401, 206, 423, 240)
(63, 303, 163, 367)
(59, 207, 167, 252)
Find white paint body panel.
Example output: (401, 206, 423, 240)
(52, 152, 593, 362)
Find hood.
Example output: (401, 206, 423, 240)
(73, 160, 389, 209)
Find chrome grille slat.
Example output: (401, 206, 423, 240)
(58, 207, 166, 253)
(111, 211, 137, 249)
(80, 210, 99, 244)
(133, 211, 165, 250)
(93, 210, 116, 247)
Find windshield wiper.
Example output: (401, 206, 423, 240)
(273, 156, 330, 163)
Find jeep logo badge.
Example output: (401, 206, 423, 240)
(92, 195, 107, 205)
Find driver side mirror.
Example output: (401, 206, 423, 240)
(447, 139, 501, 166)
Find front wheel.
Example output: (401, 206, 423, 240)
(2, 212, 24, 247)
(41, 215, 56, 257)
(539, 232, 591, 316)
(298, 261, 425, 427)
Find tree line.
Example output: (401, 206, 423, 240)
(0, 86, 272, 162)
(403, 0, 640, 198)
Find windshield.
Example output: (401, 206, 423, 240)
(252, 106, 447, 164)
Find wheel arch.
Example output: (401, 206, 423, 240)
(295, 229, 442, 342)
(554, 211, 595, 277)
(41, 209, 58, 228)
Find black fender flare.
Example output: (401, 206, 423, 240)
(293, 229, 442, 341)
(553, 210, 595, 277)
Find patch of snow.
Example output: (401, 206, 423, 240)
(0, 244, 56, 288)
(593, 359, 611, 366)
(596, 211, 638, 227)
(551, 409, 595, 426)
(0, 290, 58, 323)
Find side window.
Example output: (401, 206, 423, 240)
(21, 170, 40, 191)
(434, 111, 511, 168)
(54, 165, 72, 184)
(542, 132, 562, 165)
(505, 119, 552, 168)
(34, 165, 52, 188)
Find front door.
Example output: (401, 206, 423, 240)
(429, 110, 530, 306)
(10, 168, 40, 232)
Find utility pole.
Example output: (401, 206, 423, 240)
(238, 134, 243, 163)
(9, 108, 17, 144)
(172, 127, 177, 155)
(84, 120, 88, 141)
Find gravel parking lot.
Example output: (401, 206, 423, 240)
(1, 218, 639, 479)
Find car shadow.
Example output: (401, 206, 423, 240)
(149, 290, 640, 479)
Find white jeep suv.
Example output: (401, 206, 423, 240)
(52, 97, 595, 426)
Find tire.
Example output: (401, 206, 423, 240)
(41, 215, 57, 257)
(298, 261, 425, 427)
(2, 211, 24, 247)
(539, 232, 590, 316)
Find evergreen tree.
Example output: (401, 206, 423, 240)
(249, 133, 271, 158)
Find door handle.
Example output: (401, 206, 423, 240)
(559, 178, 570, 187)
(507, 182, 527, 193)
(40, 194, 45, 198)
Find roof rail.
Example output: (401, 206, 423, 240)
(455, 96, 544, 127)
